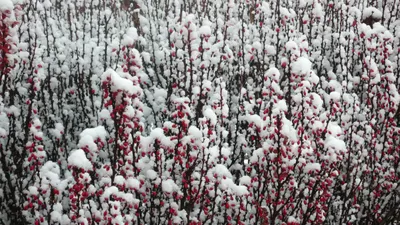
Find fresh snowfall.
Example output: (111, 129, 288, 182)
(0, 0, 400, 224)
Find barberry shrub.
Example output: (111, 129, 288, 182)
(0, 0, 400, 224)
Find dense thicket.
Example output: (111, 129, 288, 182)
(0, 0, 400, 224)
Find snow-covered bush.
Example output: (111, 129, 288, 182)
(0, 0, 400, 224)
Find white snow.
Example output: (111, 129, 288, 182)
(101, 69, 140, 95)
(126, 178, 140, 190)
(78, 135, 98, 152)
(188, 126, 202, 139)
(50, 209, 62, 222)
(153, 88, 168, 103)
(0, 0, 13, 11)
(245, 114, 263, 128)
(149, 127, 164, 139)
(281, 117, 297, 141)
(307, 71, 320, 85)
(28, 186, 39, 195)
(203, 108, 217, 125)
(311, 120, 324, 131)
(312, 2, 324, 18)
(271, 81, 283, 95)
(40, 161, 61, 187)
(99, 109, 111, 120)
(49, 123, 64, 139)
(208, 146, 220, 159)
(329, 92, 341, 102)
(68, 149, 92, 170)
(272, 100, 288, 114)
(325, 137, 347, 153)
(299, 0, 313, 8)
(310, 93, 323, 111)
(239, 176, 251, 186)
(252, 42, 262, 51)
(5, 106, 20, 117)
(221, 145, 231, 158)
(285, 40, 299, 52)
(149, 128, 174, 147)
(162, 179, 178, 193)
(146, 169, 158, 180)
(102, 186, 119, 199)
(114, 175, 125, 185)
(79, 126, 108, 140)
(199, 25, 212, 36)
(288, 216, 299, 223)
(0, 127, 7, 138)
(327, 122, 342, 137)
(122, 27, 138, 46)
(292, 57, 312, 74)
(202, 80, 212, 91)
(265, 67, 281, 81)
(265, 45, 277, 55)
(220, 178, 249, 196)
(214, 164, 233, 178)
(304, 163, 321, 173)
(362, 7, 382, 20)
(78, 126, 108, 153)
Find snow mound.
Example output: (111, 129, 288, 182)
(199, 25, 212, 36)
(122, 27, 138, 46)
(162, 179, 179, 193)
(265, 67, 280, 81)
(68, 149, 92, 170)
(304, 163, 321, 173)
(292, 57, 312, 74)
(40, 161, 61, 186)
(79, 126, 108, 141)
(362, 7, 382, 20)
(101, 69, 140, 95)
(204, 108, 217, 125)
(0, 0, 13, 11)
